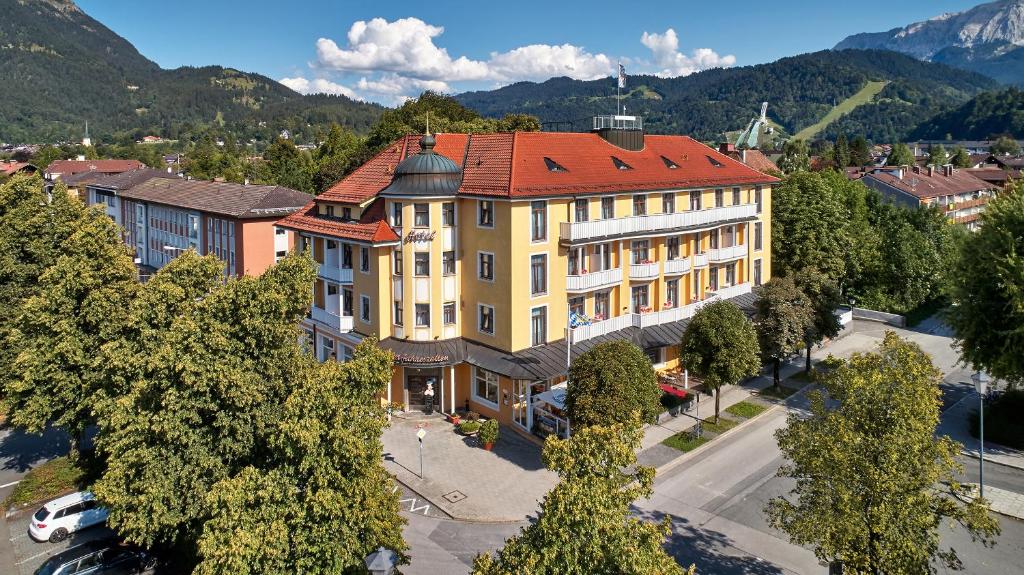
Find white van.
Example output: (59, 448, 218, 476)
(29, 491, 109, 543)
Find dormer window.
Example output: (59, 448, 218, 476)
(544, 157, 567, 172)
(612, 156, 633, 170)
(706, 155, 724, 168)
(661, 156, 679, 169)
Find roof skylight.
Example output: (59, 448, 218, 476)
(611, 156, 633, 170)
(661, 156, 679, 169)
(544, 157, 567, 172)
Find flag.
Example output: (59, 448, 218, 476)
(617, 64, 626, 89)
(569, 311, 591, 329)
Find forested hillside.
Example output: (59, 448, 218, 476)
(456, 50, 998, 143)
(0, 0, 383, 144)
(909, 88, 1024, 140)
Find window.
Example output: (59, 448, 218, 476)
(360, 295, 371, 322)
(415, 303, 430, 327)
(478, 304, 494, 334)
(574, 199, 588, 222)
(392, 202, 403, 227)
(709, 265, 719, 291)
(319, 335, 335, 361)
(530, 254, 547, 296)
(725, 262, 736, 286)
(612, 156, 633, 170)
(275, 250, 287, 261)
(662, 193, 675, 213)
(544, 157, 567, 172)
(594, 243, 612, 271)
(343, 288, 353, 316)
(666, 279, 679, 307)
(644, 347, 665, 366)
(326, 205, 335, 217)
(394, 301, 403, 326)
(473, 367, 500, 405)
(754, 258, 763, 287)
(732, 187, 741, 205)
(478, 252, 494, 281)
(414, 203, 429, 227)
(755, 186, 763, 214)
(442, 202, 455, 226)
(414, 252, 430, 276)
(631, 285, 649, 313)
(444, 302, 456, 325)
(531, 200, 547, 241)
(531, 307, 547, 346)
(442, 250, 455, 275)
(360, 247, 369, 272)
(710, 229, 719, 249)
(667, 236, 680, 260)
(342, 244, 352, 269)
(568, 246, 585, 275)
(569, 296, 585, 317)
(715, 189, 724, 208)
(276, 227, 286, 236)
(328, 283, 338, 297)
(601, 196, 615, 219)
(632, 194, 647, 216)
(478, 200, 494, 227)
(693, 269, 702, 300)
(342, 207, 353, 220)
(594, 291, 610, 320)
(754, 222, 763, 251)
(341, 345, 354, 362)
(631, 240, 649, 264)
(689, 190, 702, 211)
(393, 249, 403, 275)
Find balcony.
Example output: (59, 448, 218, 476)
(707, 244, 747, 263)
(317, 264, 353, 284)
(566, 267, 622, 292)
(663, 257, 691, 276)
(692, 253, 709, 267)
(629, 262, 660, 280)
(559, 204, 757, 243)
(311, 306, 354, 332)
(569, 282, 752, 344)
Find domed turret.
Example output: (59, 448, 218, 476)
(380, 134, 462, 197)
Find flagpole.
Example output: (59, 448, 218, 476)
(616, 62, 621, 115)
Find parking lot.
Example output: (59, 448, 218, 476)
(5, 506, 116, 575)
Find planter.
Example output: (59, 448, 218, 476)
(483, 442, 494, 451)
(448, 414, 461, 425)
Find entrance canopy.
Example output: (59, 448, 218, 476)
(534, 383, 568, 410)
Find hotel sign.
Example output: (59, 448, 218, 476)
(404, 230, 436, 244)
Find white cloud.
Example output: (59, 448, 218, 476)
(640, 28, 735, 77)
(356, 74, 451, 96)
(279, 76, 362, 100)
(487, 44, 612, 82)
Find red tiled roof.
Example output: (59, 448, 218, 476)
(46, 159, 145, 177)
(865, 167, 993, 200)
(277, 198, 400, 244)
(0, 161, 34, 175)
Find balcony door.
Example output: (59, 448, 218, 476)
(591, 243, 612, 272)
(631, 285, 649, 313)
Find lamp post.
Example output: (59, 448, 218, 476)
(971, 371, 990, 500)
(364, 547, 399, 575)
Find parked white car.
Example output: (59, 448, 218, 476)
(29, 491, 109, 543)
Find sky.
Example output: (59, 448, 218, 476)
(77, 0, 984, 105)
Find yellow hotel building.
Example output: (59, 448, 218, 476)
(277, 116, 776, 437)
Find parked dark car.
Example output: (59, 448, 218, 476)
(33, 538, 154, 575)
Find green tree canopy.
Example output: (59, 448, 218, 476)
(311, 124, 368, 193)
(564, 340, 662, 427)
(886, 143, 915, 166)
(473, 423, 692, 575)
(754, 277, 814, 387)
(849, 135, 871, 167)
(990, 135, 1020, 156)
(928, 143, 949, 166)
(680, 300, 760, 422)
(766, 333, 999, 573)
(834, 134, 851, 168)
(778, 139, 810, 173)
(950, 146, 972, 168)
(795, 268, 844, 372)
(946, 184, 1024, 386)
(771, 171, 853, 283)
(264, 137, 314, 193)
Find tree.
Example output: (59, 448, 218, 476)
(777, 139, 810, 173)
(950, 146, 972, 168)
(849, 135, 871, 167)
(886, 143, 915, 166)
(472, 423, 692, 575)
(564, 340, 662, 427)
(311, 124, 368, 193)
(754, 277, 814, 387)
(264, 137, 313, 193)
(195, 340, 406, 574)
(771, 171, 853, 283)
(946, 184, 1024, 387)
(795, 268, 844, 373)
(680, 300, 760, 422)
(766, 333, 999, 573)
(990, 135, 1020, 156)
(927, 143, 949, 166)
(834, 134, 851, 168)
(4, 203, 139, 456)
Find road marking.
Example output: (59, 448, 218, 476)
(9, 533, 28, 542)
(0, 480, 22, 489)
(15, 541, 89, 565)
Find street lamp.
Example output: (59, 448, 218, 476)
(971, 371, 990, 501)
(364, 547, 399, 575)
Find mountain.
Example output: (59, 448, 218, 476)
(835, 1, 1024, 85)
(0, 0, 383, 144)
(455, 50, 998, 143)
(909, 87, 1024, 139)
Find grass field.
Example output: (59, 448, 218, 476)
(725, 401, 768, 419)
(793, 80, 889, 141)
(662, 433, 710, 452)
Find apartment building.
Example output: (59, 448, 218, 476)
(276, 116, 777, 437)
(118, 178, 308, 276)
(81, 168, 179, 226)
(861, 164, 997, 230)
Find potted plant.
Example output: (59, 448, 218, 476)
(479, 419, 500, 451)
(448, 412, 461, 425)
(457, 420, 481, 435)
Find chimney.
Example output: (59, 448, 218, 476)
(944, 164, 953, 177)
(76, 154, 86, 161)
(719, 143, 736, 154)
(927, 166, 934, 177)
(912, 165, 921, 174)
(244, 178, 249, 186)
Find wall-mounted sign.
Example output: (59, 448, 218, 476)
(404, 230, 436, 244)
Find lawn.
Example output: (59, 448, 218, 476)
(700, 417, 739, 434)
(662, 433, 710, 452)
(794, 80, 889, 141)
(5, 456, 87, 508)
(757, 384, 800, 401)
(725, 401, 768, 419)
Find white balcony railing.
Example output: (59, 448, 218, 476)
(692, 253, 709, 267)
(559, 204, 757, 243)
(707, 244, 747, 263)
(317, 264, 353, 284)
(663, 257, 691, 276)
(629, 262, 660, 280)
(569, 282, 753, 344)
(566, 267, 622, 292)
(311, 306, 355, 332)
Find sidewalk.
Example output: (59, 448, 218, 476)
(936, 394, 1024, 471)
(962, 484, 1024, 520)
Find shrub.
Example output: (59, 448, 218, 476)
(466, 411, 481, 421)
(970, 389, 1024, 449)
(479, 419, 500, 444)
(565, 341, 661, 428)
(457, 420, 481, 435)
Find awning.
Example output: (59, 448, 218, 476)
(534, 383, 568, 410)
(659, 384, 688, 399)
